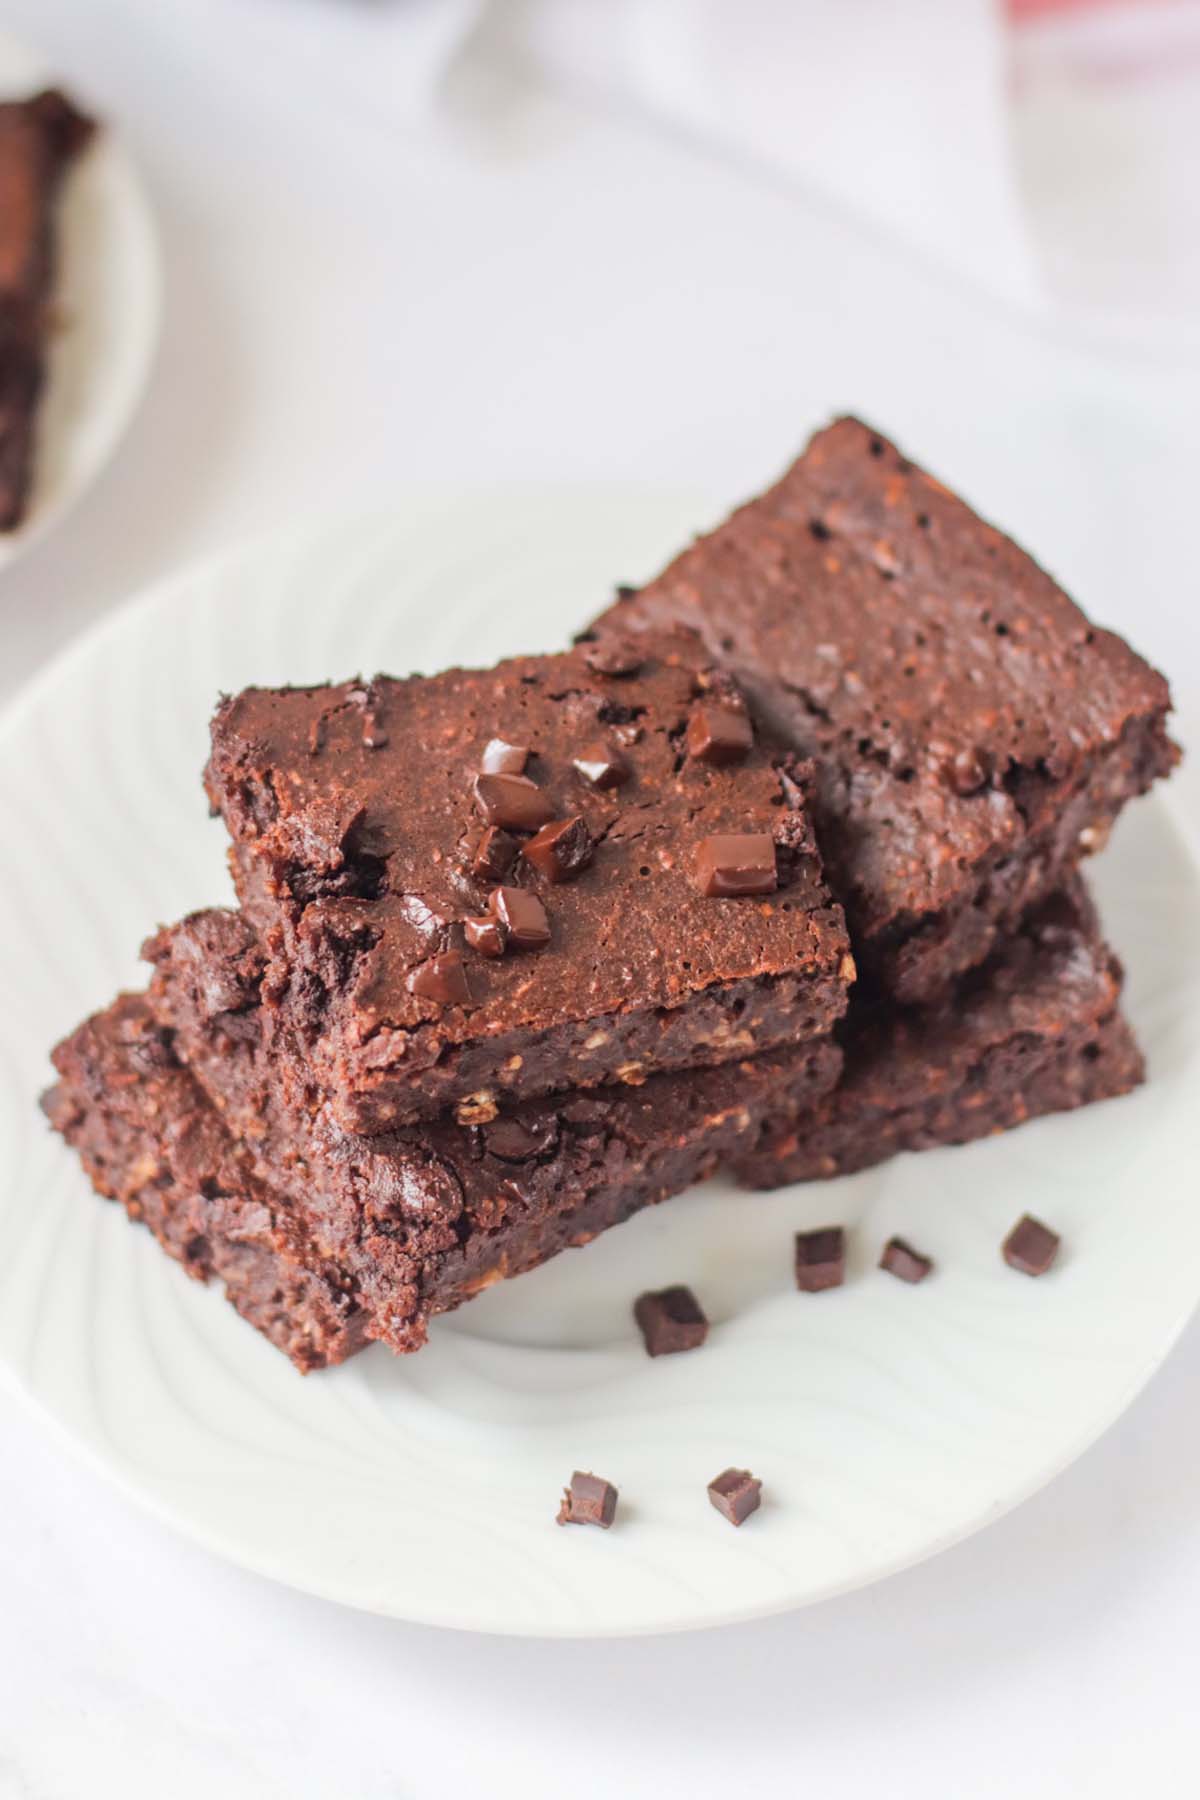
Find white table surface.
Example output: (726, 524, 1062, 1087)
(2, 3, 1199, 1794)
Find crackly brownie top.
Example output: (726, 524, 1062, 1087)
(598, 418, 1176, 936)
(205, 630, 850, 1049)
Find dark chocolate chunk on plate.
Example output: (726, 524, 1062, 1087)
(1003, 1213, 1060, 1276)
(795, 1225, 845, 1292)
(557, 1470, 618, 1529)
(633, 1284, 709, 1356)
(707, 1468, 762, 1527)
(879, 1236, 933, 1284)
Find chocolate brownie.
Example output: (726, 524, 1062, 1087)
(733, 882, 1143, 1187)
(0, 89, 95, 529)
(592, 418, 1177, 1004)
(43, 996, 369, 1373)
(203, 631, 852, 1132)
(142, 908, 841, 1352)
(48, 947, 838, 1362)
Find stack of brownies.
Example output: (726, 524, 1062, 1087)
(45, 419, 1179, 1371)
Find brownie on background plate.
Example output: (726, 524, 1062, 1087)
(733, 880, 1142, 1188)
(591, 418, 1177, 1005)
(203, 629, 852, 1133)
(0, 89, 95, 530)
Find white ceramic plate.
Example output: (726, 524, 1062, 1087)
(0, 30, 160, 569)
(1, 495, 1197, 1638)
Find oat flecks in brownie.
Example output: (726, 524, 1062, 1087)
(794, 1225, 846, 1292)
(140, 907, 845, 1357)
(633, 1284, 709, 1356)
(591, 416, 1178, 1004)
(707, 1468, 762, 1526)
(1003, 1213, 1061, 1277)
(204, 631, 851, 1131)
(557, 1471, 619, 1529)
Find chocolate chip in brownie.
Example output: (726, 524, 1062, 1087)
(464, 915, 507, 958)
(694, 833, 777, 897)
(794, 1225, 845, 1292)
(468, 826, 518, 884)
(880, 1236, 933, 1283)
(473, 772, 555, 832)
(1002, 1213, 1060, 1276)
(489, 886, 551, 950)
(480, 737, 530, 775)
(687, 702, 753, 767)
(945, 746, 990, 796)
(707, 1468, 762, 1526)
(573, 740, 631, 789)
(405, 951, 473, 1006)
(521, 815, 593, 884)
(633, 1284, 709, 1356)
(557, 1471, 618, 1528)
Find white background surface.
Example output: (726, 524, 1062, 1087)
(2, 1, 1199, 1794)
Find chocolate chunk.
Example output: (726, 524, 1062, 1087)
(686, 702, 754, 767)
(557, 1470, 618, 1529)
(707, 1468, 762, 1527)
(464, 914, 508, 958)
(633, 1285, 709, 1356)
(946, 746, 989, 796)
(584, 638, 643, 678)
(468, 826, 517, 884)
(484, 1116, 555, 1163)
(480, 737, 530, 775)
(489, 886, 551, 949)
(521, 816, 593, 883)
(405, 951, 473, 1006)
(694, 833, 777, 897)
(1002, 1213, 1060, 1276)
(573, 740, 631, 789)
(473, 772, 555, 832)
(794, 1225, 845, 1293)
(879, 1236, 933, 1283)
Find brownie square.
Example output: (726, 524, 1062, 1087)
(0, 90, 95, 530)
(591, 417, 1177, 1005)
(204, 630, 852, 1132)
(136, 909, 843, 1355)
(42, 996, 369, 1374)
(732, 881, 1143, 1187)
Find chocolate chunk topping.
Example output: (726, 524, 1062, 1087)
(521, 816, 593, 884)
(480, 737, 530, 775)
(707, 1468, 762, 1527)
(794, 1225, 845, 1293)
(468, 826, 518, 884)
(464, 914, 508, 958)
(633, 1285, 709, 1356)
(573, 740, 631, 789)
(405, 951, 473, 1007)
(879, 1236, 933, 1283)
(557, 1470, 618, 1529)
(583, 638, 643, 678)
(946, 746, 989, 796)
(489, 886, 551, 949)
(473, 772, 555, 832)
(1002, 1213, 1060, 1276)
(694, 833, 777, 897)
(686, 701, 754, 767)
